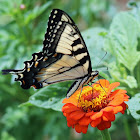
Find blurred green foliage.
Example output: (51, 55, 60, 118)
(0, 0, 140, 140)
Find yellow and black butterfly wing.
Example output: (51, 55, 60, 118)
(2, 9, 93, 97)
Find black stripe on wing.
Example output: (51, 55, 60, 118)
(43, 9, 74, 56)
(42, 9, 92, 73)
(43, 21, 67, 56)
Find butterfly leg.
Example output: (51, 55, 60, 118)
(77, 86, 83, 107)
(87, 83, 94, 99)
(91, 77, 107, 93)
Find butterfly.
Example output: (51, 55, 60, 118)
(2, 9, 99, 98)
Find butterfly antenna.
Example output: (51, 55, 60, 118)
(99, 75, 106, 79)
(95, 51, 107, 70)
(96, 66, 109, 72)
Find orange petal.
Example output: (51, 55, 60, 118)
(81, 125, 88, 134)
(62, 97, 78, 106)
(120, 102, 127, 114)
(67, 122, 71, 127)
(67, 121, 75, 128)
(108, 82, 120, 93)
(97, 121, 111, 130)
(94, 79, 110, 88)
(85, 111, 94, 117)
(67, 118, 77, 126)
(102, 106, 113, 112)
(99, 79, 110, 87)
(75, 124, 88, 134)
(78, 116, 91, 125)
(113, 106, 123, 114)
(109, 89, 127, 100)
(63, 112, 67, 117)
(102, 111, 115, 121)
(62, 103, 80, 113)
(90, 117, 101, 127)
(123, 93, 129, 101)
(90, 111, 103, 120)
(108, 94, 124, 106)
(75, 124, 82, 133)
(69, 110, 85, 120)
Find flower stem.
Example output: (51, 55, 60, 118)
(100, 129, 111, 140)
(123, 118, 132, 140)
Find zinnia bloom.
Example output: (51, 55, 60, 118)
(62, 79, 129, 134)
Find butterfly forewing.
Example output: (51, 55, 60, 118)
(43, 9, 74, 56)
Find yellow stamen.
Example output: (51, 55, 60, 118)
(77, 85, 108, 112)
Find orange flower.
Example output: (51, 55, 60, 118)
(62, 79, 129, 134)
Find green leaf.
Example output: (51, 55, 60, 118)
(0, 55, 14, 70)
(1, 107, 28, 129)
(1, 131, 16, 140)
(127, 93, 140, 137)
(108, 62, 138, 88)
(122, 75, 137, 88)
(24, 1, 52, 25)
(127, 93, 140, 120)
(105, 11, 140, 72)
(22, 82, 71, 111)
(82, 27, 108, 68)
(131, 7, 140, 33)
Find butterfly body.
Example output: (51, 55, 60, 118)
(2, 9, 99, 98)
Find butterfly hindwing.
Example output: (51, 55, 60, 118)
(36, 55, 87, 84)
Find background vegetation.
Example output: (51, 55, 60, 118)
(0, 0, 140, 140)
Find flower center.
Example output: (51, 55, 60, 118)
(77, 85, 108, 112)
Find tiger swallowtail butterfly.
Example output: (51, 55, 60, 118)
(2, 9, 99, 98)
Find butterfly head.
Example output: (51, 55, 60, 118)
(90, 70, 99, 82)
(91, 70, 99, 77)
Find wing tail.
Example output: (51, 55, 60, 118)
(2, 68, 43, 89)
(2, 69, 21, 75)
